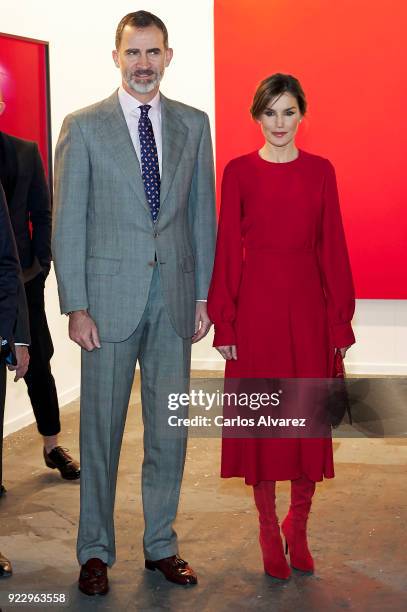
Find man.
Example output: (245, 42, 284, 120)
(0, 184, 30, 577)
(53, 10, 216, 594)
(0, 89, 80, 480)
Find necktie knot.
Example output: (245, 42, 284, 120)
(139, 104, 152, 118)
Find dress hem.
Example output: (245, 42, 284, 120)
(220, 471, 335, 485)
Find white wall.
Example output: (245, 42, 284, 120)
(2, 0, 406, 436)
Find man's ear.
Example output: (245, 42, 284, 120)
(0, 101, 5, 116)
(164, 47, 174, 68)
(112, 49, 120, 68)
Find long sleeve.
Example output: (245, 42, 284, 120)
(13, 278, 30, 345)
(188, 113, 217, 299)
(28, 143, 52, 276)
(0, 185, 30, 347)
(207, 161, 243, 346)
(52, 114, 90, 314)
(0, 185, 20, 342)
(317, 160, 355, 348)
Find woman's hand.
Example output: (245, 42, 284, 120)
(338, 345, 352, 359)
(216, 345, 238, 360)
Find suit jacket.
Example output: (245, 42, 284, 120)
(0, 132, 52, 282)
(0, 185, 30, 348)
(52, 91, 217, 341)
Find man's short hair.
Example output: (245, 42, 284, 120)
(115, 10, 169, 50)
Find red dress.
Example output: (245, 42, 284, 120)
(207, 149, 355, 484)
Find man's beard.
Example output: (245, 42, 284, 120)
(125, 69, 163, 94)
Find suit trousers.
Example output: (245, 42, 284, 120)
(24, 273, 60, 436)
(77, 266, 192, 566)
(0, 361, 6, 488)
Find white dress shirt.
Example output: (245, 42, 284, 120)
(118, 86, 162, 176)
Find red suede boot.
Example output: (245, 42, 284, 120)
(253, 481, 291, 580)
(281, 475, 316, 573)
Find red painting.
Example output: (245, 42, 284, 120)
(0, 33, 51, 180)
(214, 0, 407, 298)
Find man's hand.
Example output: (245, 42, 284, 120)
(69, 310, 101, 351)
(7, 346, 30, 381)
(192, 302, 212, 344)
(216, 345, 238, 360)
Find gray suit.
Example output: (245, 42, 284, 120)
(53, 90, 216, 565)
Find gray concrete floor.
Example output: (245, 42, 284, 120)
(1, 372, 407, 611)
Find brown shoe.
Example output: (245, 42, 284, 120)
(78, 558, 108, 596)
(0, 551, 12, 577)
(43, 446, 80, 480)
(145, 555, 197, 586)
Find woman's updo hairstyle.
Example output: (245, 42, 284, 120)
(250, 73, 307, 119)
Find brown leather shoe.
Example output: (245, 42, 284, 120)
(145, 554, 197, 586)
(78, 558, 108, 596)
(43, 446, 80, 480)
(0, 551, 12, 577)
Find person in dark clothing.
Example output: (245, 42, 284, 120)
(0, 183, 30, 576)
(0, 89, 79, 480)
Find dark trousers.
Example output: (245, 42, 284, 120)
(0, 275, 60, 487)
(0, 361, 5, 488)
(24, 273, 60, 437)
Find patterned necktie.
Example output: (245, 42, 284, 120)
(138, 104, 161, 223)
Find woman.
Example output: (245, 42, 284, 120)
(207, 74, 355, 579)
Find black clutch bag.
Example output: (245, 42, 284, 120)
(327, 350, 352, 429)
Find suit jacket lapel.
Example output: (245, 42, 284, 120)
(160, 94, 188, 208)
(97, 91, 150, 215)
(97, 91, 189, 218)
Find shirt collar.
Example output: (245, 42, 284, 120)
(118, 86, 161, 117)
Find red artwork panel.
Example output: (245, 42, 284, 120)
(214, 0, 407, 298)
(0, 33, 51, 179)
